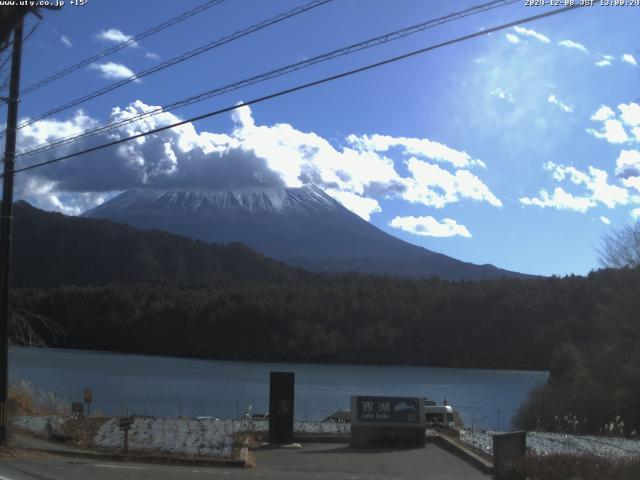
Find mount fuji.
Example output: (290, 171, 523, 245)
(83, 185, 523, 280)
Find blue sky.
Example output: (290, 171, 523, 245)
(7, 0, 640, 276)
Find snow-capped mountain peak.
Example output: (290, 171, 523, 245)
(84, 185, 523, 280)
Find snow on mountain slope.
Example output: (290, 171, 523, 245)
(86, 185, 339, 216)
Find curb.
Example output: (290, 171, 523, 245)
(293, 434, 350, 443)
(434, 434, 494, 475)
(13, 446, 247, 469)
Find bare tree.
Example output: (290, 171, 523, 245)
(598, 221, 640, 269)
(9, 308, 64, 347)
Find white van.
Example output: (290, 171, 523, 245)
(424, 405, 455, 427)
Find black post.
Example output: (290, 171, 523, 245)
(268, 372, 294, 445)
(0, 19, 24, 447)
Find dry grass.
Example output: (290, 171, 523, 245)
(59, 417, 109, 448)
(7, 380, 69, 417)
(498, 453, 640, 480)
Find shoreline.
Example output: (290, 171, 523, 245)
(9, 345, 550, 375)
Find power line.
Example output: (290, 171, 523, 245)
(0, 20, 40, 90)
(10, 3, 585, 177)
(5, 0, 334, 136)
(18, 0, 520, 159)
(0, 0, 228, 97)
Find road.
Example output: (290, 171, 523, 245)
(0, 443, 490, 479)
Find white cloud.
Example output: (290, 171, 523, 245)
(347, 134, 486, 169)
(618, 103, 640, 127)
(600, 216, 611, 225)
(402, 158, 501, 209)
(490, 88, 515, 103)
(60, 35, 72, 48)
(18, 177, 117, 215)
(595, 59, 611, 67)
(631, 208, 640, 219)
(520, 187, 595, 213)
(623, 176, 640, 193)
(520, 162, 632, 213)
(622, 54, 637, 66)
(587, 119, 629, 144)
(389, 215, 471, 238)
(622, 176, 640, 192)
(547, 94, 573, 113)
(16, 102, 501, 219)
(89, 62, 140, 83)
(558, 39, 588, 53)
(232, 111, 406, 197)
(96, 28, 138, 47)
(591, 105, 615, 122)
(145, 52, 160, 61)
(17, 110, 97, 148)
(505, 33, 520, 44)
(550, 162, 630, 209)
(616, 150, 640, 177)
(324, 189, 381, 220)
(587, 103, 640, 145)
(512, 26, 550, 43)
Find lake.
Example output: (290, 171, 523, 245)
(9, 346, 547, 430)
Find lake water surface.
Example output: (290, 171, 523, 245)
(9, 347, 547, 430)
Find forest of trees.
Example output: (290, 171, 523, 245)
(12, 266, 639, 371)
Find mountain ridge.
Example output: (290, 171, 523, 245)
(83, 185, 528, 280)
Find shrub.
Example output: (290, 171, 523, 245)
(7, 379, 69, 417)
(498, 454, 640, 480)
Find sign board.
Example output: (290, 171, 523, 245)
(352, 396, 423, 425)
(83, 388, 93, 404)
(350, 396, 426, 448)
(268, 371, 294, 444)
(493, 431, 527, 477)
(71, 402, 84, 416)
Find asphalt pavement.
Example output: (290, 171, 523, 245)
(0, 442, 490, 480)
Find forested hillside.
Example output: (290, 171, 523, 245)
(12, 201, 301, 287)
(13, 267, 639, 371)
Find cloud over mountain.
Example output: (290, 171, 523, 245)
(17, 101, 501, 226)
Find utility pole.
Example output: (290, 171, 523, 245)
(0, 18, 23, 447)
